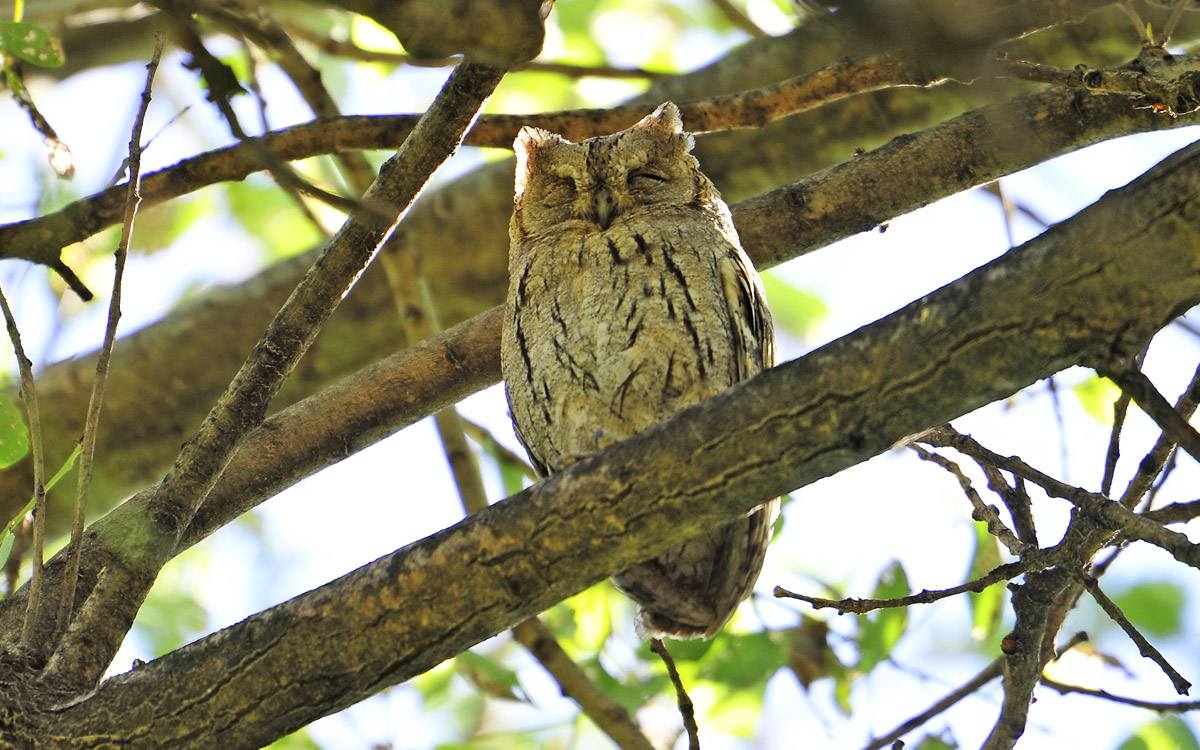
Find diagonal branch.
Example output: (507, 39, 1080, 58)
(5, 131, 1199, 746)
(33, 60, 509, 694)
(4, 74, 1196, 536)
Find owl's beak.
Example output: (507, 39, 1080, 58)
(593, 186, 614, 229)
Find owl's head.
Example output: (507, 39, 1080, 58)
(511, 102, 715, 237)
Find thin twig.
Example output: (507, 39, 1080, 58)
(1118, 359, 1200, 508)
(1081, 575, 1192, 695)
(55, 31, 166, 637)
(1041, 675, 1200, 710)
(1101, 389, 1132, 497)
(861, 659, 1004, 750)
(0, 286, 46, 645)
(773, 554, 1038, 615)
(1103, 366, 1200, 466)
(651, 638, 700, 750)
(923, 428, 1200, 570)
(909, 443, 1027, 555)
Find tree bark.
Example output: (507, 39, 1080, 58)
(10, 134, 1200, 749)
(0, 2, 1173, 531)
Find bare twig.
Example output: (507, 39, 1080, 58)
(910, 443, 1027, 555)
(1081, 576, 1192, 695)
(1144, 498, 1200, 525)
(1041, 675, 1200, 710)
(0, 286, 46, 645)
(773, 554, 1037, 615)
(924, 428, 1200, 570)
(861, 659, 1004, 750)
(1103, 366, 1200, 466)
(55, 31, 166, 639)
(1101, 389, 1133, 497)
(1117, 359, 1200, 507)
(651, 638, 700, 750)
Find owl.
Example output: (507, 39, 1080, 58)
(501, 102, 777, 639)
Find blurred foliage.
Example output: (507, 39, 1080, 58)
(1073, 373, 1125, 425)
(761, 269, 827, 342)
(967, 518, 1006, 644)
(0, 391, 29, 469)
(266, 729, 323, 750)
(1111, 581, 1186, 639)
(1119, 715, 1200, 750)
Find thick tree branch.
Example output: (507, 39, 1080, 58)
(4, 65, 1195, 537)
(13, 131, 1200, 746)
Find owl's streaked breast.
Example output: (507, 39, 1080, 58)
(505, 209, 742, 465)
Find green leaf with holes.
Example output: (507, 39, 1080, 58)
(0, 22, 65, 67)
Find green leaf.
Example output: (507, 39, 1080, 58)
(1119, 715, 1200, 750)
(225, 180, 324, 262)
(584, 656, 666, 712)
(915, 730, 959, 750)
(0, 444, 80, 572)
(697, 630, 788, 689)
(0, 22, 65, 67)
(760, 271, 827, 340)
(0, 392, 30, 469)
(1112, 581, 1186, 638)
(265, 728, 322, 750)
(857, 561, 910, 674)
(1073, 373, 1123, 425)
(967, 519, 1006, 643)
(457, 650, 527, 702)
(415, 661, 458, 708)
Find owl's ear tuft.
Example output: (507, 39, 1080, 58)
(638, 102, 684, 135)
(514, 127, 566, 198)
(636, 102, 694, 152)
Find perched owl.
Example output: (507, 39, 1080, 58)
(501, 102, 777, 639)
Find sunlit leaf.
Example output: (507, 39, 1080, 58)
(266, 727, 322, 750)
(414, 661, 457, 707)
(0, 22, 65, 67)
(1118, 715, 1200, 750)
(967, 519, 1005, 643)
(915, 730, 960, 749)
(0, 392, 30, 469)
(698, 630, 788, 688)
(858, 561, 910, 674)
(1073, 373, 1123, 425)
(1111, 581, 1186, 638)
(760, 270, 827, 341)
(130, 196, 213, 256)
(584, 656, 666, 712)
(457, 650, 527, 702)
(226, 180, 324, 261)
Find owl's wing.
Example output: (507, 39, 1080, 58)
(719, 245, 776, 378)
